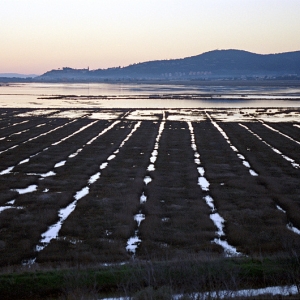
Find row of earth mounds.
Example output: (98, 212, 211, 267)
(0, 108, 300, 269)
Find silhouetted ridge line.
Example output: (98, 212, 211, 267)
(22, 49, 300, 81)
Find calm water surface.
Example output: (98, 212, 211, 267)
(1, 82, 300, 108)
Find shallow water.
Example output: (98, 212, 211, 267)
(1, 83, 300, 108)
(13, 184, 37, 194)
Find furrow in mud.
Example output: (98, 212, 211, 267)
(28, 121, 142, 263)
(188, 121, 241, 257)
(206, 112, 258, 176)
(192, 120, 300, 256)
(137, 120, 219, 260)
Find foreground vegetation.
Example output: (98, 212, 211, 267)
(0, 256, 299, 299)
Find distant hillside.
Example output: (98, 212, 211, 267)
(0, 73, 37, 78)
(37, 49, 300, 81)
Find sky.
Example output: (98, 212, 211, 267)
(1, 0, 300, 75)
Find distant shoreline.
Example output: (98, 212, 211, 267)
(1, 78, 300, 87)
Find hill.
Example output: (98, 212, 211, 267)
(36, 49, 300, 81)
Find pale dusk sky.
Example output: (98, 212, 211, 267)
(1, 0, 300, 74)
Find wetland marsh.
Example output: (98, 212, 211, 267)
(1, 82, 300, 298)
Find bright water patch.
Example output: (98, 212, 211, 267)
(213, 238, 241, 257)
(144, 176, 152, 185)
(134, 213, 145, 226)
(100, 162, 108, 169)
(27, 171, 56, 178)
(0, 166, 14, 175)
(147, 164, 155, 171)
(249, 169, 258, 176)
(197, 166, 205, 176)
(243, 161, 250, 168)
(287, 223, 300, 235)
(276, 205, 286, 213)
(126, 231, 141, 254)
(19, 158, 29, 164)
(107, 154, 116, 161)
(88, 172, 101, 184)
(276, 204, 300, 236)
(210, 213, 225, 237)
(13, 184, 37, 194)
(198, 177, 210, 191)
(74, 186, 90, 200)
(204, 195, 215, 211)
(69, 149, 82, 158)
(54, 160, 66, 168)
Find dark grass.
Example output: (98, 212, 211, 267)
(37, 120, 160, 264)
(193, 120, 300, 256)
(216, 121, 300, 230)
(18, 120, 110, 171)
(0, 256, 299, 299)
(0, 108, 300, 284)
(138, 121, 220, 260)
(244, 122, 300, 164)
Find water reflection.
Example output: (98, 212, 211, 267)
(1, 83, 300, 108)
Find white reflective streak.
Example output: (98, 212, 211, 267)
(0, 119, 78, 155)
(140, 192, 147, 204)
(88, 172, 100, 184)
(27, 171, 56, 177)
(0, 119, 77, 175)
(205, 112, 258, 176)
(127, 115, 165, 256)
(188, 121, 241, 257)
(198, 177, 210, 191)
(276, 205, 300, 236)
(239, 123, 300, 169)
(126, 231, 141, 254)
(146, 120, 165, 172)
(35, 121, 142, 254)
(13, 184, 37, 194)
(0, 166, 14, 175)
(52, 120, 98, 146)
(54, 160, 66, 168)
(262, 122, 300, 145)
(36, 187, 90, 252)
(144, 176, 152, 185)
(103, 285, 299, 300)
(134, 213, 145, 227)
